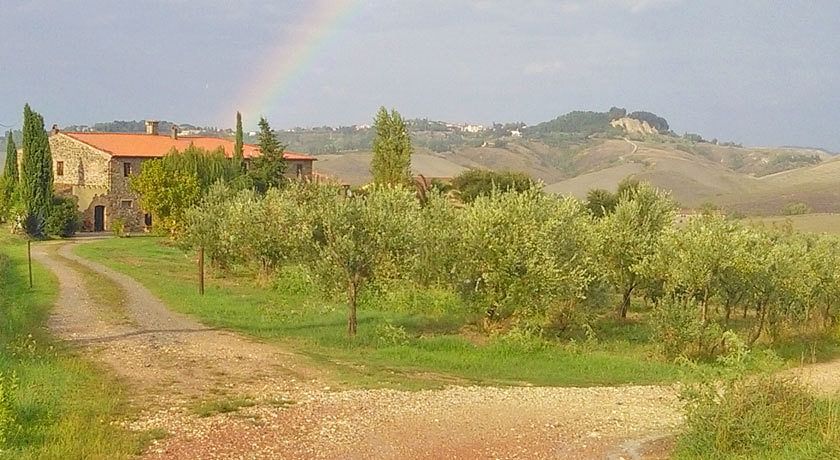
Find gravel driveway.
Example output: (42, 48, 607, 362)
(32, 240, 683, 459)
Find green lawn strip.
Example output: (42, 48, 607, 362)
(0, 234, 148, 458)
(76, 237, 706, 389)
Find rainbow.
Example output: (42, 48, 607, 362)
(228, 0, 362, 127)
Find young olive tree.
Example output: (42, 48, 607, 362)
(743, 233, 812, 345)
(654, 215, 738, 323)
(807, 235, 840, 328)
(456, 189, 597, 328)
(413, 190, 462, 286)
(311, 186, 419, 336)
(598, 182, 676, 319)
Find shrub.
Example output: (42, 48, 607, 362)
(110, 218, 127, 238)
(494, 326, 550, 352)
(272, 265, 318, 297)
(361, 282, 465, 317)
(375, 321, 409, 346)
(782, 202, 811, 216)
(450, 169, 536, 203)
(651, 297, 727, 360)
(44, 195, 81, 237)
(676, 376, 840, 458)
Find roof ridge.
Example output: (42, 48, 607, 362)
(59, 131, 315, 160)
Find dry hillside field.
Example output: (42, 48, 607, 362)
(315, 137, 838, 215)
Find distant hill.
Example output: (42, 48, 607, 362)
(56, 110, 840, 215)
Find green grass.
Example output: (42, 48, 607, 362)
(746, 213, 840, 235)
(0, 233, 142, 458)
(76, 237, 710, 389)
(675, 375, 840, 459)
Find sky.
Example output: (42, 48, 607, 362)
(1, 0, 839, 150)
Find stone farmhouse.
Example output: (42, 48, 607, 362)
(49, 121, 315, 232)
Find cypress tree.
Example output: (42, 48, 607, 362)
(0, 131, 19, 218)
(233, 111, 244, 171)
(371, 106, 412, 186)
(20, 104, 53, 235)
(3, 131, 17, 183)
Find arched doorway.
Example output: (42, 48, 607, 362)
(94, 206, 106, 232)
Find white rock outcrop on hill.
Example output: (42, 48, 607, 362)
(611, 117, 658, 135)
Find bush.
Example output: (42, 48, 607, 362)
(375, 321, 410, 346)
(651, 297, 728, 360)
(44, 195, 81, 237)
(494, 326, 550, 352)
(781, 202, 811, 216)
(676, 376, 840, 458)
(110, 218, 127, 238)
(272, 265, 318, 297)
(450, 169, 536, 203)
(361, 282, 465, 317)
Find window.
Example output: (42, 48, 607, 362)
(120, 200, 133, 209)
(123, 162, 132, 177)
(56, 161, 64, 176)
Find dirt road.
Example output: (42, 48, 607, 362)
(33, 240, 682, 459)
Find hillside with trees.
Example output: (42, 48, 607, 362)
(57, 108, 837, 215)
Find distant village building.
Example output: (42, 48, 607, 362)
(462, 124, 485, 133)
(49, 120, 315, 233)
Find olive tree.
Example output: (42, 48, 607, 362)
(310, 186, 419, 336)
(807, 235, 840, 328)
(456, 189, 597, 328)
(598, 182, 676, 319)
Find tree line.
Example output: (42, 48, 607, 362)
(173, 174, 840, 353)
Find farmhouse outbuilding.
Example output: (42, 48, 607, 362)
(49, 121, 315, 232)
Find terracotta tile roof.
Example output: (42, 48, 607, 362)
(61, 132, 315, 161)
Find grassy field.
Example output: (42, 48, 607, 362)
(745, 213, 840, 235)
(73, 236, 831, 390)
(0, 234, 141, 458)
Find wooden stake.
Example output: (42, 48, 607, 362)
(198, 246, 205, 296)
(28, 239, 33, 288)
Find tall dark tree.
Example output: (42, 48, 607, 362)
(0, 131, 20, 220)
(233, 111, 244, 171)
(3, 131, 18, 182)
(19, 104, 53, 235)
(371, 106, 412, 186)
(247, 116, 286, 193)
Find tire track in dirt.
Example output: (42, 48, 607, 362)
(33, 239, 683, 459)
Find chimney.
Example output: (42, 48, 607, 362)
(170, 124, 179, 140)
(145, 120, 159, 135)
(51, 124, 60, 135)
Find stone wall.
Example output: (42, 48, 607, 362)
(285, 160, 314, 179)
(49, 134, 111, 188)
(106, 157, 150, 232)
